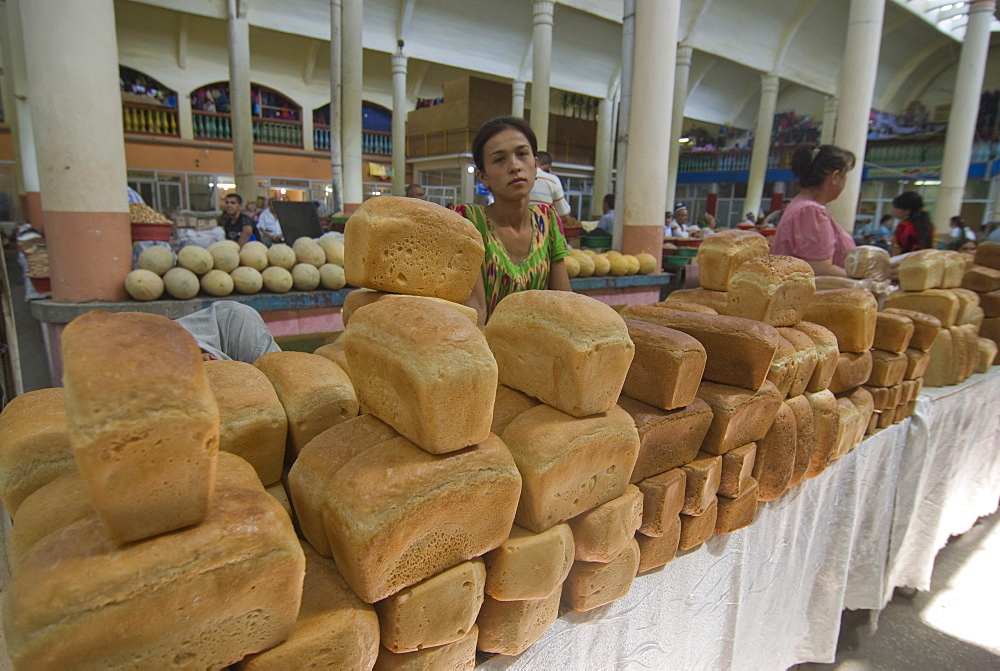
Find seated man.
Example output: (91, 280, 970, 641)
(176, 301, 281, 363)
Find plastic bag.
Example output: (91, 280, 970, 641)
(844, 245, 891, 281)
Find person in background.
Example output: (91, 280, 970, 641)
(892, 191, 933, 253)
(242, 201, 260, 223)
(664, 210, 688, 238)
(597, 193, 615, 235)
(256, 197, 284, 246)
(454, 116, 571, 325)
(697, 212, 718, 235)
(176, 301, 281, 363)
(875, 214, 894, 249)
(528, 150, 573, 233)
(949, 216, 976, 246)
(674, 203, 699, 235)
(770, 143, 857, 277)
(218, 193, 260, 246)
(956, 239, 978, 256)
(406, 183, 427, 200)
(987, 223, 1000, 243)
(126, 186, 145, 205)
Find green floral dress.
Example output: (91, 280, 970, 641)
(455, 203, 569, 319)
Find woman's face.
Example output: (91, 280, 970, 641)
(891, 206, 907, 220)
(958, 241, 977, 255)
(827, 169, 847, 199)
(477, 129, 536, 202)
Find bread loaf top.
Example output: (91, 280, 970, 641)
(882, 307, 942, 331)
(343, 289, 479, 327)
(205, 360, 283, 415)
(974, 241, 1000, 270)
(0, 388, 67, 453)
(699, 229, 770, 253)
(651, 300, 718, 315)
(622, 305, 781, 350)
(808, 288, 878, 311)
(622, 319, 706, 356)
(844, 246, 891, 281)
(487, 290, 631, 350)
(729, 254, 815, 288)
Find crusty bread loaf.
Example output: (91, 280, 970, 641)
(0, 388, 74, 517)
(802, 289, 879, 353)
(829, 350, 874, 394)
(486, 291, 634, 417)
(623, 305, 780, 391)
(962, 264, 1000, 293)
(717, 442, 757, 499)
(980, 290, 1000, 318)
(898, 249, 946, 291)
(899, 380, 917, 405)
(255, 351, 359, 456)
(342, 288, 480, 327)
(752, 402, 797, 502)
(344, 195, 485, 302)
(885, 290, 961, 328)
(636, 468, 686, 537)
(205, 360, 287, 486)
(664, 288, 729, 314)
(313, 339, 351, 378)
(948, 287, 982, 325)
(882, 308, 942, 351)
(968, 306, 986, 331)
(940, 250, 968, 289)
(375, 559, 485, 653)
(776, 327, 819, 397)
(678, 499, 719, 550)
(483, 523, 574, 601)
(376, 626, 479, 670)
(785, 394, 816, 489)
(568, 485, 643, 562)
(344, 299, 496, 453)
(804, 390, 839, 479)
(60, 311, 219, 544)
(814, 276, 868, 291)
(636, 517, 681, 573)
(715, 478, 760, 534)
(696, 229, 770, 291)
(793, 321, 840, 392)
(977, 337, 999, 373)
(924, 327, 955, 387)
(679, 452, 720, 517)
(766, 336, 798, 397)
(491, 384, 541, 435)
(650, 299, 718, 315)
(955, 324, 980, 382)
(973, 240, 1000, 270)
(840, 387, 874, 448)
(8, 472, 94, 574)
(7, 453, 305, 670)
(868, 350, 908, 388)
(844, 245, 891, 281)
(726, 255, 816, 327)
(873, 312, 915, 354)
(501, 404, 640, 533)
(238, 543, 379, 670)
(476, 591, 560, 656)
(835, 397, 863, 457)
(982, 317, 1000, 349)
(562, 537, 640, 611)
(863, 385, 891, 411)
(696, 380, 784, 455)
(617, 396, 713, 483)
(621, 319, 707, 410)
(878, 407, 896, 429)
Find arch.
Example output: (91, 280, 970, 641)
(363, 100, 392, 132)
(313, 103, 330, 127)
(879, 36, 952, 110)
(773, 0, 824, 70)
(189, 81, 301, 121)
(119, 65, 177, 108)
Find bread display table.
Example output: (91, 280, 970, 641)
(480, 366, 1000, 670)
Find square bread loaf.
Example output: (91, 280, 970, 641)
(868, 350, 908, 388)
(766, 337, 798, 397)
(776, 327, 819, 398)
(898, 250, 946, 291)
(974, 241, 1000, 270)
(844, 246, 891, 281)
(205, 360, 287, 486)
(962, 264, 1000, 293)
(841, 387, 875, 448)
(636, 517, 681, 573)
(491, 384, 541, 435)
(940, 250, 969, 289)
(924, 327, 955, 387)
(621, 319, 707, 410)
(0, 388, 74, 517)
(717, 442, 757, 499)
(376, 626, 479, 670)
(752, 402, 797, 502)
(617, 396, 713, 483)
(949, 288, 981, 326)
(715, 478, 760, 534)
(784, 394, 816, 489)
(486, 291, 634, 417)
(6, 453, 305, 670)
(562, 537, 640, 611)
(664, 288, 730, 314)
(476, 591, 560, 656)
(313, 339, 351, 378)
(863, 385, 891, 411)
(500, 404, 640, 533)
(835, 397, 863, 458)
(802, 289, 879, 353)
(342, 289, 480, 327)
(650, 298, 719, 315)
(678, 499, 719, 550)
(980, 290, 1000, 318)
(982, 317, 1000, 349)
(884, 290, 960, 328)
(622, 306, 780, 391)
(829, 350, 874, 394)
(726, 255, 816, 327)
(792, 321, 840, 392)
(60, 311, 220, 544)
(636, 468, 686, 537)
(681, 454, 722, 516)
(804, 390, 839, 479)
(238, 543, 379, 671)
(696, 229, 771, 291)
(343, 298, 497, 453)
(255, 351, 359, 456)
(696, 380, 784, 455)
(977, 337, 999, 372)
(569, 485, 643, 562)
(874, 313, 915, 354)
(483, 523, 574, 601)
(343, 195, 485, 302)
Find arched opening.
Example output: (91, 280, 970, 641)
(190, 82, 303, 148)
(311, 101, 393, 156)
(120, 65, 178, 136)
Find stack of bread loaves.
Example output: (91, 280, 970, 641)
(3, 311, 306, 669)
(960, 242, 1000, 372)
(860, 310, 932, 432)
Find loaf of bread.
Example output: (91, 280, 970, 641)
(899, 380, 917, 405)
(618, 396, 713, 483)
(636, 468, 686, 537)
(867, 410, 880, 436)
(977, 337, 999, 373)
(205, 360, 287, 486)
(793, 321, 840, 392)
(8, 471, 94, 574)
(0, 388, 74, 517)
(802, 289, 879, 353)
(898, 250, 946, 291)
(726, 255, 816, 326)
(486, 291, 634, 417)
(968, 306, 986, 331)
(715, 478, 760, 534)
(562, 538, 640, 611)
(483, 523, 574, 601)
(973, 240, 1000, 270)
(313, 339, 351, 378)
(343, 299, 496, 453)
(949, 287, 982, 325)
(697, 380, 784, 455)
(376, 627, 479, 670)
(878, 408, 896, 429)
(491, 384, 541, 435)
(681, 454, 722, 516)
(623, 305, 780, 391)
(814, 276, 868, 291)
(834, 397, 863, 457)
(840, 387, 874, 448)
(982, 317, 1000, 349)
(255, 351, 359, 456)
(375, 559, 485, 653)
(828, 350, 874, 394)
(650, 299, 718, 315)
(882, 308, 942, 351)
(501, 404, 639, 533)
(697, 229, 770, 291)
(569, 485, 643, 562)
(766, 337, 798, 397)
(868, 350, 908, 388)
(7, 453, 305, 670)
(804, 390, 839, 479)
(955, 324, 979, 381)
(305, 433, 520, 603)
(621, 319, 707, 410)
(784, 394, 816, 489)
(752, 402, 797, 501)
(238, 543, 379, 670)
(863, 385, 891, 411)
(344, 195, 485, 302)
(962, 264, 1000, 293)
(923, 328, 955, 387)
(885, 290, 961, 328)
(476, 591, 560, 656)
(776, 327, 819, 397)
(873, 312, 915, 354)
(678, 499, 719, 550)
(717, 442, 757, 499)
(664, 288, 729, 314)
(342, 288, 480, 327)
(940, 250, 969, 288)
(60, 311, 219, 544)
(844, 245, 891, 281)
(636, 518, 681, 572)
(980, 290, 1000, 318)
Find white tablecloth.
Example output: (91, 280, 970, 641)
(481, 367, 1000, 670)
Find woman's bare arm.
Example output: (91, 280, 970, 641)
(548, 259, 572, 291)
(464, 273, 488, 327)
(808, 257, 847, 277)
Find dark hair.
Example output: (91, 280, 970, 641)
(880, 214, 893, 224)
(225, 193, 243, 204)
(472, 116, 538, 172)
(603, 193, 615, 210)
(790, 143, 856, 188)
(893, 191, 933, 249)
(405, 183, 424, 196)
(536, 151, 553, 166)
(950, 216, 965, 227)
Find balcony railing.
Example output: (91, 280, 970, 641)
(123, 102, 179, 136)
(363, 130, 391, 155)
(193, 110, 303, 148)
(315, 125, 330, 150)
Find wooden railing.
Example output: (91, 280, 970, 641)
(313, 127, 390, 154)
(123, 103, 179, 136)
(192, 110, 303, 147)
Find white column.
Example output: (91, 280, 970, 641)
(391, 46, 408, 197)
(935, 0, 997, 231)
(622, 0, 680, 262)
(743, 73, 779, 219)
(2, 0, 42, 228)
(531, 1, 555, 150)
(828, 0, 886, 231)
(512, 80, 527, 118)
(665, 45, 693, 217)
(820, 95, 839, 145)
(329, 0, 344, 214)
(612, 0, 636, 246)
(227, 0, 255, 203)
(341, 0, 364, 209)
(591, 97, 615, 218)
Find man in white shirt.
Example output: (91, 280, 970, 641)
(664, 210, 688, 238)
(528, 152, 574, 232)
(256, 198, 284, 245)
(597, 194, 615, 235)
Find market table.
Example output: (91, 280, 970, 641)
(479, 366, 1000, 670)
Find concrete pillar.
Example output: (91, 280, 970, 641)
(935, 0, 996, 232)
(591, 97, 615, 219)
(820, 95, 838, 145)
(665, 45, 693, 218)
(302, 110, 315, 152)
(177, 94, 194, 141)
(512, 80, 527, 118)
(612, 0, 636, 247)
(341, 0, 364, 209)
(706, 183, 719, 217)
(2, 0, 42, 229)
(621, 0, 680, 264)
(828, 0, 885, 231)
(227, 0, 255, 203)
(391, 46, 408, 197)
(21, 0, 131, 301)
(531, 1, 555, 150)
(743, 73, 779, 219)
(329, 0, 344, 214)
(461, 161, 476, 204)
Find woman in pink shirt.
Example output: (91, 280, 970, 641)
(771, 144, 857, 277)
